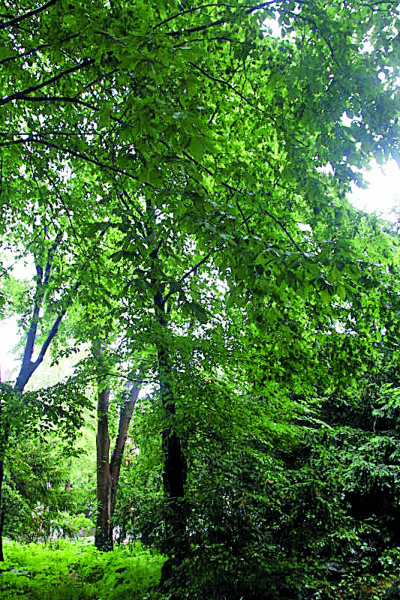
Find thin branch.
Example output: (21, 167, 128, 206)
(233, 193, 251, 235)
(0, 58, 94, 106)
(163, 250, 215, 305)
(154, 4, 236, 29)
(166, 1, 276, 37)
(179, 250, 214, 284)
(0, 136, 139, 181)
(173, 36, 237, 49)
(34, 282, 80, 370)
(261, 208, 309, 259)
(166, 17, 225, 37)
(189, 62, 265, 116)
(19, 95, 123, 123)
(0, 43, 51, 66)
(0, 0, 57, 31)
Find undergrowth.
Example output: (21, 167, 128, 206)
(0, 539, 166, 600)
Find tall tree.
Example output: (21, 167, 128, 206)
(0, 233, 78, 560)
(93, 341, 143, 551)
(1, 0, 400, 588)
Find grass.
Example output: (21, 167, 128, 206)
(0, 539, 166, 600)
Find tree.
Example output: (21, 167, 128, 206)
(1, 1, 400, 592)
(0, 198, 92, 560)
(93, 341, 143, 551)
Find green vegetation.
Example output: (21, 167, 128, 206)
(0, 540, 165, 600)
(1, 0, 400, 598)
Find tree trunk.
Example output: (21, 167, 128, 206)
(109, 381, 141, 533)
(0, 241, 73, 560)
(144, 198, 188, 590)
(0, 444, 4, 563)
(155, 296, 188, 590)
(95, 383, 113, 551)
(94, 343, 142, 551)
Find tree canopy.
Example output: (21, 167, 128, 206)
(1, 1, 400, 598)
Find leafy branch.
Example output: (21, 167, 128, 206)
(0, 136, 139, 181)
(166, 1, 277, 37)
(0, 58, 94, 106)
(0, 0, 57, 31)
(17, 96, 123, 124)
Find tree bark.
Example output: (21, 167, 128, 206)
(95, 382, 113, 551)
(155, 294, 188, 590)
(94, 344, 142, 551)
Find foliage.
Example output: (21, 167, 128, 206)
(0, 539, 164, 600)
(1, 0, 400, 597)
(3, 432, 95, 544)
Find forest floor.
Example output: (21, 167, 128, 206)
(2, 538, 400, 599)
(0, 539, 165, 600)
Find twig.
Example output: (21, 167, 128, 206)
(261, 208, 309, 259)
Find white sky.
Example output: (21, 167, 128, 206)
(0, 318, 21, 381)
(350, 159, 400, 219)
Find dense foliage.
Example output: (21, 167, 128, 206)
(0, 540, 164, 600)
(1, 0, 400, 598)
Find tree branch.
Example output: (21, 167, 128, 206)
(19, 262, 44, 377)
(166, 2, 276, 37)
(19, 95, 123, 123)
(33, 282, 80, 371)
(0, 137, 139, 181)
(163, 250, 215, 305)
(0, 43, 51, 66)
(0, 0, 57, 31)
(0, 58, 94, 106)
(15, 234, 63, 391)
(261, 208, 309, 259)
(189, 62, 266, 116)
(154, 4, 235, 30)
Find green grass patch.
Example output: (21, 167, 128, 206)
(0, 539, 166, 600)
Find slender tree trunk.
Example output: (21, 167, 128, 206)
(109, 381, 141, 533)
(0, 239, 74, 560)
(94, 343, 142, 551)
